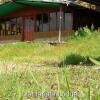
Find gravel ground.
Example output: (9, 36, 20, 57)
(0, 40, 20, 44)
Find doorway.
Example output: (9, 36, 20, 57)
(24, 17, 34, 41)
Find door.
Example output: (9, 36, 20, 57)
(24, 17, 34, 41)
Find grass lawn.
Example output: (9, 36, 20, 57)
(0, 29, 100, 99)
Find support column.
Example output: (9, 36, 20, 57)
(16, 18, 18, 35)
(58, 5, 62, 43)
(4, 21, 6, 36)
(34, 16, 36, 32)
(48, 13, 50, 32)
(56, 12, 57, 31)
(62, 12, 64, 31)
(71, 13, 73, 30)
(41, 14, 43, 32)
(22, 17, 25, 41)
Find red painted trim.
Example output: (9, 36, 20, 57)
(26, 16, 28, 40)
(22, 17, 25, 41)
(1, 6, 59, 19)
(24, 17, 26, 40)
(29, 16, 31, 40)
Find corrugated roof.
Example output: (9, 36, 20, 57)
(16, 0, 60, 7)
(0, 1, 60, 17)
(80, 0, 100, 6)
(0, 2, 24, 17)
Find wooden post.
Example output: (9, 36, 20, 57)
(62, 12, 64, 31)
(71, 13, 73, 30)
(58, 5, 62, 43)
(48, 13, 50, 32)
(27, 17, 29, 40)
(16, 18, 18, 35)
(22, 17, 25, 41)
(41, 14, 43, 32)
(4, 21, 6, 36)
(34, 16, 36, 32)
(56, 12, 57, 31)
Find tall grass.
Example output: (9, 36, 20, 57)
(0, 27, 99, 65)
(0, 67, 100, 99)
(0, 27, 99, 99)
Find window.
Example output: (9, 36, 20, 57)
(10, 18, 16, 35)
(35, 14, 49, 32)
(25, 17, 34, 33)
(17, 17, 22, 34)
(57, 11, 64, 31)
(50, 13, 56, 31)
(0, 18, 18, 36)
(43, 14, 48, 32)
(36, 15, 42, 32)
(64, 13, 72, 30)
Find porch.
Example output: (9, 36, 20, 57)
(0, 6, 73, 41)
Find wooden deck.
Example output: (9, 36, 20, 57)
(0, 35, 22, 41)
(32, 30, 73, 42)
(0, 30, 73, 41)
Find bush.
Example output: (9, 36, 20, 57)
(59, 53, 85, 66)
(74, 27, 93, 37)
(59, 53, 100, 66)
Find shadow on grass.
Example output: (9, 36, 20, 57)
(59, 53, 95, 67)
(96, 57, 100, 61)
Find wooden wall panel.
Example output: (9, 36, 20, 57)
(0, 35, 22, 40)
(33, 30, 73, 40)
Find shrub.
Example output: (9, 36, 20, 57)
(59, 53, 85, 66)
(74, 27, 93, 37)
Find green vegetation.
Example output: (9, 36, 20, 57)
(0, 28, 100, 99)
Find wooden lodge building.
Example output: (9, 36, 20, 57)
(0, 0, 100, 41)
